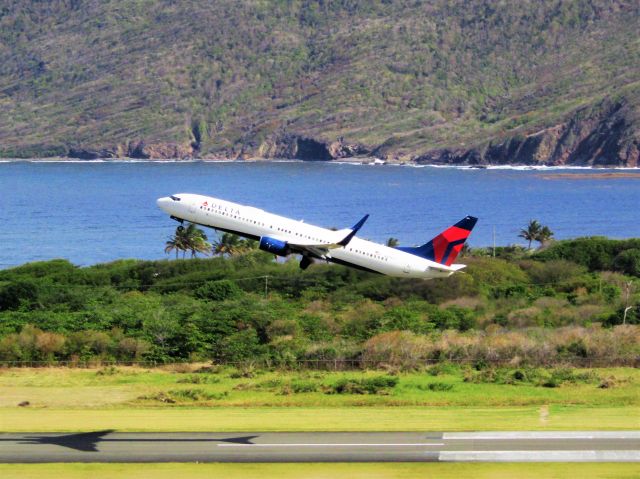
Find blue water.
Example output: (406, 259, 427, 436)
(0, 161, 638, 268)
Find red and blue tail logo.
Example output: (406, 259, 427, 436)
(396, 216, 478, 266)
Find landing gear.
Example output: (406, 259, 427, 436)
(177, 225, 185, 232)
(299, 256, 312, 270)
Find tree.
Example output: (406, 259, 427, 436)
(213, 233, 256, 256)
(613, 249, 640, 276)
(386, 237, 399, 247)
(519, 219, 542, 249)
(212, 232, 243, 256)
(164, 223, 211, 258)
(536, 225, 554, 248)
(0, 280, 40, 311)
(164, 228, 187, 258)
(184, 223, 212, 258)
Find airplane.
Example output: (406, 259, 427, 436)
(157, 193, 477, 279)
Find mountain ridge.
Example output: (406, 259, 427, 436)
(0, 0, 638, 166)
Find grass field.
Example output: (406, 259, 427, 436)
(3, 405, 638, 432)
(1, 463, 639, 479)
(1, 367, 638, 477)
(0, 366, 638, 432)
(1, 366, 638, 408)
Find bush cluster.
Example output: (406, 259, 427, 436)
(0, 237, 638, 368)
(325, 375, 399, 395)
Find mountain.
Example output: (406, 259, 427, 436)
(0, 0, 638, 166)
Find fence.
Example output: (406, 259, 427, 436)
(1, 356, 638, 370)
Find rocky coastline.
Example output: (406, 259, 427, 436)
(6, 99, 639, 168)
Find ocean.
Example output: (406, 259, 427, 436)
(0, 160, 638, 268)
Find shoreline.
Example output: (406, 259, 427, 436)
(1, 157, 639, 171)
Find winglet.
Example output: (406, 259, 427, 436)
(338, 214, 369, 246)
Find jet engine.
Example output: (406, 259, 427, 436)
(259, 236, 290, 257)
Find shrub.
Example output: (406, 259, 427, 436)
(140, 388, 228, 402)
(548, 368, 598, 384)
(176, 374, 221, 384)
(520, 260, 586, 285)
(417, 382, 454, 391)
(325, 375, 398, 395)
(195, 280, 242, 301)
(381, 306, 431, 334)
(0, 281, 40, 311)
(267, 319, 300, 338)
(362, 331, 433, 368)
(612, 249, 640, 276)
(96, 366, 119, 376)
(290, 380, 318, 393)
(256, 378, 283, 390)
(117, 337, 151, 360)
(340, 300, 384, 340)
(433, 306, 477, 331)
(228, 363, 257, 378)
(536, 238, 640, 272)
(427, 362, 460, 376)
(217, 328, 265, 363)
(465, 367, 546, 386)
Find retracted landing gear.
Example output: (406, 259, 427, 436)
(170, 215, 185, 232)
(299, 256, 312, 270)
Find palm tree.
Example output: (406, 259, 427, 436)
(386, 237, 399, 247)
(183, 223, 211, 258)
(519, 219, 542, 249)
(165, 223, 211, 259)
(536, 225, 554, 248)
(240, 238, 258, 252)
(212, 232, 243, 256)
(164, 228, 187, 258)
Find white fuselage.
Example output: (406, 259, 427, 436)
(157, 193, 456, 279)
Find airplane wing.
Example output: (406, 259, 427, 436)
(288, 214, 369, 258)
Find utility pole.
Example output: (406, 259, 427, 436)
(493, 225, 496, 258)
(622, 281, 635, 325)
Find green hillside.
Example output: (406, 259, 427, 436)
(0, 0, 639, 165)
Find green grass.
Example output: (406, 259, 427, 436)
(1, 367, 638, 408)
(0, 366, 638, 432)
(1, 464, 639, 479)
(3, 405, 638, 433)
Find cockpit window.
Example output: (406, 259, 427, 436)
(170, 195, 181, 201)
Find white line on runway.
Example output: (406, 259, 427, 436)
(438, 450, 640, 462)
(443, 431, 640, 440)
(218, 443, 445, 447)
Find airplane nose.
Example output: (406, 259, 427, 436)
(156, 197, 171, 212)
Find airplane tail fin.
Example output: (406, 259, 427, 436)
(396, 216, 478, 266)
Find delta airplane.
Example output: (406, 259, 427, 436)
(157, 194, 477, 279)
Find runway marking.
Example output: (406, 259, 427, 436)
(443, 431, 640, 440)
(218, 443, 445, 447)
(438, 450, 640, 462)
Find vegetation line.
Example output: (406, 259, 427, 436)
(0, 236, 637, 368)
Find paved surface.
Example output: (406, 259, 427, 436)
(1, 431, 639, 462)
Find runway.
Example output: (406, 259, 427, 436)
(1, 431, 638, 463)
